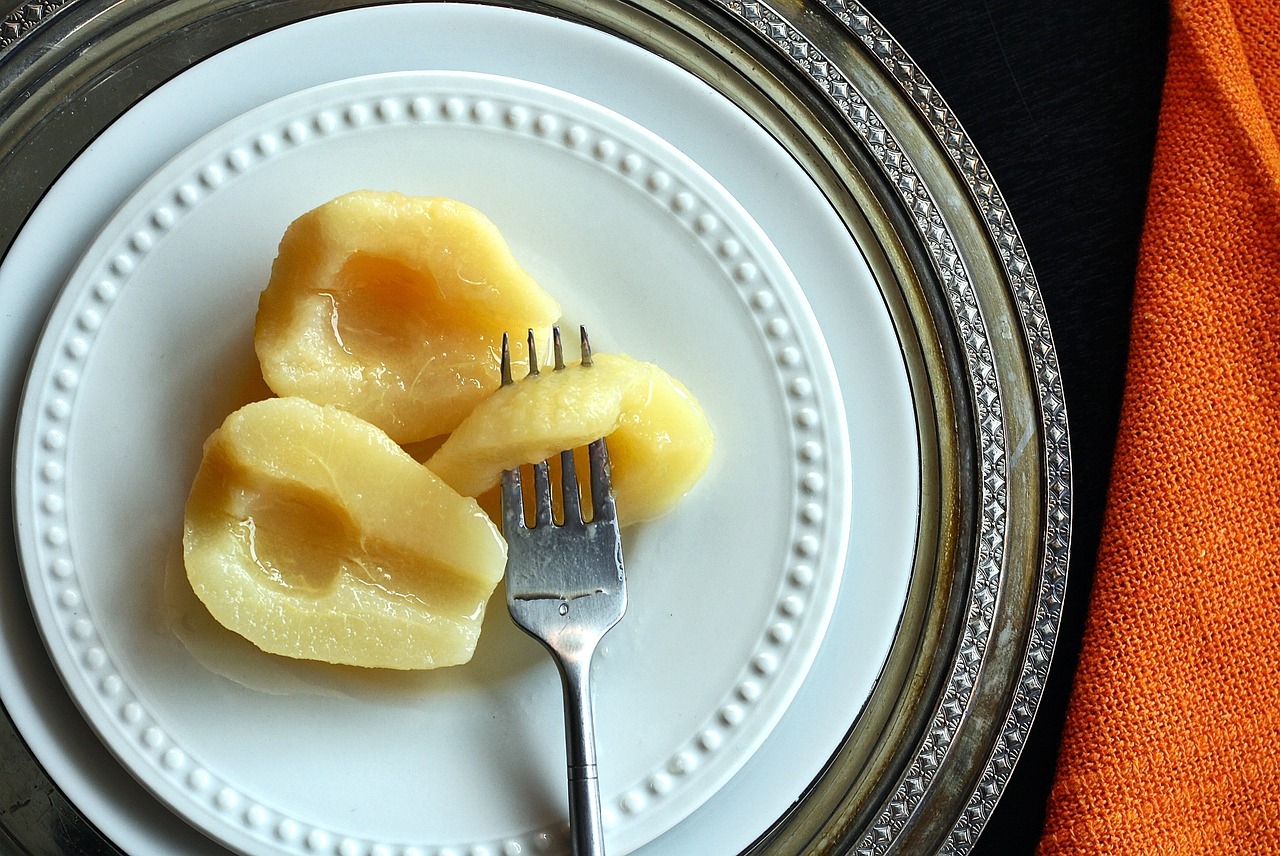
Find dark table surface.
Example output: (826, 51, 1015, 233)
(0, 1, 1169, 853)
(863, 1, 1169, 852)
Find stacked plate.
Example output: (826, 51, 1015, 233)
(0, 2, 1069, 854)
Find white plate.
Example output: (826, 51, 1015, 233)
(0, 5, 920, 854)
(14, 69, 851, 855)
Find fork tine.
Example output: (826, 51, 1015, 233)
(499, 334, 523, 531)
(553, 331, 582, 524)
(526, 328, 540, 378)
(560, 449, 582, 524)
(501, 468, 525, 533)
(499, 331, 514, 386)
(578, 326, 614, 524)
(552, 325, 566, 371)
(588, 437, 617, 524)
(579, 324, 593, 367)
(532, 459, 553, 527)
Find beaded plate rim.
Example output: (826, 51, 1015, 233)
(11, 69, 851, 856)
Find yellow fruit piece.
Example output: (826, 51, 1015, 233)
(428, 353, 713, 524)
(255, 191, 560, 443)
(182, 397, 507, 670)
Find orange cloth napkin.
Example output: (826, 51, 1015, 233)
(1038, 0, 1280, 851)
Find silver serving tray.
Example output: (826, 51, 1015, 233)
(0, 1, 1069, 853)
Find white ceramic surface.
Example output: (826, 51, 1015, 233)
(14, 69, 849, 856)
(0, 6, 920, 855)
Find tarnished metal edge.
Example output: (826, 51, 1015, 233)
(716, 4, 1008, 853)
(815, 4, 1070, 852)
(785, 2, 1069, 852)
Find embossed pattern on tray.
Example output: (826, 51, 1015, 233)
(1, 1, 68, 49)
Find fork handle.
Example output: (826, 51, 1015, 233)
(559, 654, 606, 856)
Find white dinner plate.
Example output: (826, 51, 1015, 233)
(0, 5, 923, 855)
(10, 64, 885, 856)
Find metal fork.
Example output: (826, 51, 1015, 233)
(500, 326, 627, 856)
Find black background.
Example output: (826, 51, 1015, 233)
(860, 1, 1170, 853)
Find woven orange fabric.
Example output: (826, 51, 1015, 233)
(1038, 0, 1280, 852)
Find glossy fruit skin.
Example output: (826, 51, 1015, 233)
(428, 353, 714, 524)
(183, 397, 507, 670)
(255, 190, 560, 444)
